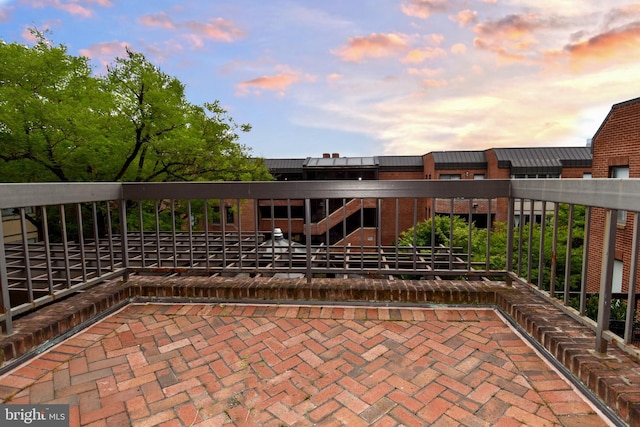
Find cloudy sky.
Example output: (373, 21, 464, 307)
(1, 0, 639, 158)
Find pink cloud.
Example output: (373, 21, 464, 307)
(407, 66, 443, 77)
(451, 43, 467, 54)
(138, 14, 245, 44)
(235, 66, 315, 96)
(236, 73, 300, 97)
(79, 40, 129, 72)
(20, 0, 111, 17)
(138, 13, 175, 29)
(402, 46, 446, 63)
(472, 13, 544, 63)
(450, 9, 477, 27)
(546, 21, 640, 71)
(423, 79, 447, 88)
(401, 0, 448, 19)
(0, 7, 10, 22)
(333, 33, 408, 62)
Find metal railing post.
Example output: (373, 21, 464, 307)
(580, 207, 592, 316)
(0, 211, 12, 334)
(506, 196, 515, 286)
(624, 213, 640, 344)
(305, 198, 312, 283)
(596, 209, 617, 354)
(119, 199, 130, 281)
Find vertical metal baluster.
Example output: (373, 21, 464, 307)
(448, 198, 454, 271)
(221, 199, 227, 271)
(305, 198, 312, 283)
(324, 198, 329, 271)
(564, 204, 574, 306)
(486, 198, 491, 272)
(92, 202, 102, 277)
(187, 201, 194, 268)
(550, 202, 559, 298)
(624, 211, 640, 344)
(413, 198, 418, 272)
(171, 200, 177, 269)
(138, 202, 146, 268)
(343, 199, 347, 274)
(580, 207, 592, 316)
(269, 199, 275, 273)
(527, 200, 535, 282)
(204, 200, 210, 271)
(377, 198, 382, 273)
(0, 209, 12, 334)
(105, 202, 115, 272)
(154, 200, 161, 267)
(19, 207, 33, 301)
(76, 204, 87, 282)
(394, 198, 399, 273)
(596, 209, 617, 354)
(237, 199, 243, 271)
(41, 207, 53, 295)
(506, 196, 515, 287)
(517, 199, 525, 276)
(537, 203, 547, 290)
(59, 205, 72, 289)
(286, 199, 292, 273)
(360, 198, 364, 272)
(119, 199, 129, 281)
(430, 198, 436, 273)
(252, 198, 259, 273)
(467, 199, 473, 272)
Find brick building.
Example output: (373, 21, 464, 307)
(588, 96, 640, 293)
(256, 148, 591, 247)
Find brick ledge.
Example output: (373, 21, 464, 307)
(0, 276, 638, 426)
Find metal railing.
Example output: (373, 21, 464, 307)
(1, 179, 639, 358)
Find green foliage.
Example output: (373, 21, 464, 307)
(578, 295, 633, 321)
(398, 204, 586, 292)
(0, 30, 272, 183)
(398, 215, 481, 253)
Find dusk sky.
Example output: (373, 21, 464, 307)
(1, 1, 639, 158)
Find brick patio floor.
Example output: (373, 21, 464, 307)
(0, 303, 612, 426)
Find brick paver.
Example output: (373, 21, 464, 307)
(0, 304, 612, 426)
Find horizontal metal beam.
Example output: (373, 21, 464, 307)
(511, 179, 640, 210)
(122, 180, 512, 200)
(0, 183, 123, 209)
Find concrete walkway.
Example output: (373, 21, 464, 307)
(0, 303, 611, 426)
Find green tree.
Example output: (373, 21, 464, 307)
(0, 31, 271, 183)
(0, 31, 112, 182)
(398, 204, 586, 291)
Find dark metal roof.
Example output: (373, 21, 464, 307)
(493, 147, 592, 175)
(304, 156, 378, 168)
(378, 155, 424, 171)
(432, 151, 487, 169)
(264, 158, 305, 174)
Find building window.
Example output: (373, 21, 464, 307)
(611, 166, 629, 224)
(474, 174, 485, 180)
(511, 173, 560, 179)
(613, 260, 623, 293)
(212, 206, 235, 224)
(440, 174, 461, 180)
(583, 172, 592, 179)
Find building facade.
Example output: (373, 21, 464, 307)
(254, 147, 592, 247)
(588, 97, 640, 294)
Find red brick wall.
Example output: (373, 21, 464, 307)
(379, 171, 426, 245)
(588, 99, 640, 292)
(561, 167, 591, 178)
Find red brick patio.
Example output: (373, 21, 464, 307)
(0, 302, 612, 426)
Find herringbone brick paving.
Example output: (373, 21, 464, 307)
(0, 303, 611, 426)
